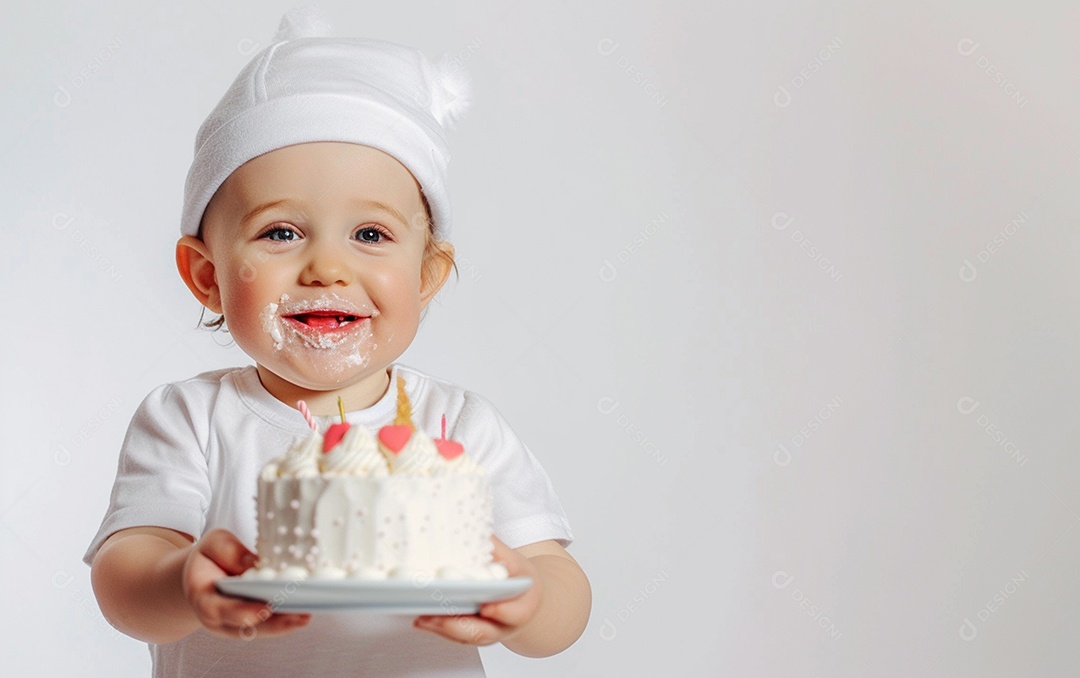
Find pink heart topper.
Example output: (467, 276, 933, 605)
(435, 438, 464, 460)
(322, 422, 351, 453)
(378, 425, 412, 454)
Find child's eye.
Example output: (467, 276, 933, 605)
(259, 226, 299, 242)
(354, 226, 389, 244)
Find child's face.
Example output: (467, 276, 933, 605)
(184, 142, 447, 402)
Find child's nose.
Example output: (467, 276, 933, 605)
(299, 242, 352, 287)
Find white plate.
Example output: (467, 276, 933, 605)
(216, 576, 532, 614)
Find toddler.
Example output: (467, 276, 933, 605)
(84, 9, 590, 677)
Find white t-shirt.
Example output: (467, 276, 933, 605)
(84, 364, 573, 677)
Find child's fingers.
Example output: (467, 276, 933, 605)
(489, 537, 517, 567)
(477, 593, 536, 628)
(234, 612, 312, 639)
(197, 528, 258, 575)
(195, 588, 310, 637)
(414, 614, 506, 646)
(189, 581, 269, 628)
(213, 608, 312, 639)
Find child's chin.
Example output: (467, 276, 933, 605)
(265, 355, 383, 391)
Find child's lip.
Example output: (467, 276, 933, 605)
(283, 310, 370, 333)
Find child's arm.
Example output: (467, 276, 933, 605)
(91, 526, 311, 644)
(414, 538, 591, 657)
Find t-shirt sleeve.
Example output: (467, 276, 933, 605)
(82, 383, 213, 566)
(460, 391, 574, 550)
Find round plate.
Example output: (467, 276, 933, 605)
(215, 576, 532, 614)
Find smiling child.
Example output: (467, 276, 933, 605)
(83, 9, 590, 677)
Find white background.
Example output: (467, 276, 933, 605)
(3, 1, 1079, 676)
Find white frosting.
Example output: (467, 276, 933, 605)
(388, 429, 438, 475)
(252, 423, 502, 581)
(322, 425, 388, 476)
(260, 297, 286, 349)
(433, 450, 480, 475)
(273, 432, 321, 478)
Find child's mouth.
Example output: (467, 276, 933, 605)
(261, 293, 379, 353)
(285, 311, 365, 332)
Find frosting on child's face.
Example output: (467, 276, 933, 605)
(200, 142, 436, 402)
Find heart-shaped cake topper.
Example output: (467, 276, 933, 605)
(378, 425, 412, 454)
(434, 414, 464, 459)
(435, 438, 464, 460)
(323, 423, 350, 452)
(322, 396, 351, 452)
(378, 377, 415, 454)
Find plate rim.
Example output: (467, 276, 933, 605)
(215, 575, 532, 613)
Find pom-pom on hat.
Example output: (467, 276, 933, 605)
(181, 6, 470, 239)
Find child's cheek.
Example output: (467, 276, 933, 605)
(220, 263, 269, 339)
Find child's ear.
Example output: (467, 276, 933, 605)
(419, 241, 455, 308)
(176, 236, 223, 313)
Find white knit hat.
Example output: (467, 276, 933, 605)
(181, 7, 470, 239)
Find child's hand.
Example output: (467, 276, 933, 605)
(182, 528, 311, 639)
(412, 537, 542, 646)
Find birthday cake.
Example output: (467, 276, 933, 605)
(243, 377, 507, 581)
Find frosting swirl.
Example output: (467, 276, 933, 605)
(276, 432, 321, 478)
(321, 425, 389, 476)
(387, 429, 438, 475)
